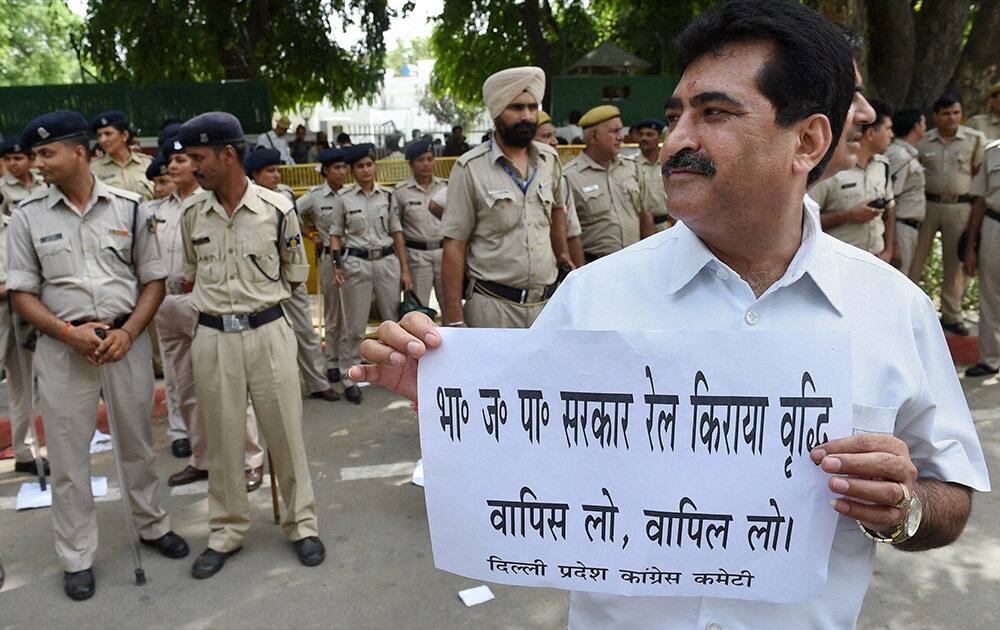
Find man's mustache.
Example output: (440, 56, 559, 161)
(663, 150, 717, 177)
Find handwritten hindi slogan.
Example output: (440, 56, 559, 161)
(418, 329, 852, 602)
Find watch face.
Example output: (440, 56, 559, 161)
(905, 498, 923, 537)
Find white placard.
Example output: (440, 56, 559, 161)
(418, 329, 851, 603)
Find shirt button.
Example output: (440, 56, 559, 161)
(716, 269, 729, 280)
(706, 624, 722, 630)
(228, 248, 234, 254)
(745, 310, 759, 325)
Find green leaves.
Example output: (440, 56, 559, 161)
(0, 0, 86, 86)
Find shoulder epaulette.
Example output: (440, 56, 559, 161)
(455, 142, 490, 167)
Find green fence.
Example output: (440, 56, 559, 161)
(551, 75, 677, 129)
(0, 80, 272, 139)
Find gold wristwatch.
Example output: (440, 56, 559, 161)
(857, 482, 923, 544)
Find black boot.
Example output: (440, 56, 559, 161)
(63, 568, 95, 601)
(344, 384, 362, 404)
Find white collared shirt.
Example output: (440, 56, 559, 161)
(533, 209, 990, 630)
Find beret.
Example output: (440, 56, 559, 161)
(90, 109, 127, 132)
(538, 111, 552, 125)
(632, 118, 665, 133)
(344, 143, 376, 166)
(245, 147, 284, 173)
(21, 110, 89, 150)
(404, 137, 433, 161)
(482, 66, 545, 119)
(145, 155, 169, 180)
(158, 123, 182, 147)
(177, 111, 245, 147)
(159, 134, 184, 158)
(316, 147, 347, 166)
(579, 105, 621, 129)
(0, 137, 30, 157)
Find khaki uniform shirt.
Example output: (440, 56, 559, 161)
(972, 140, 1000, 210)
(330, 184, 400, 250)
(181, 180, 309, 316)
(6, 178, 165, 321)
(564, 151, 649, 256)
(637, 153, 668, 221)
(561, 175, 582, 239)
(149, 188, 202, 290)
(811, 153, 895, 254)
(0, 215, 9, 283)
(91, 151, 154, 200)
(298, 182, 342, 243)
(0, 171, 46, 215)
(884, 138, 926, 221)
(395, 175, 447, 244)
(967, 112, 1000, 143)
(917, 126, 986, 196)
(441, 137, 562, 289)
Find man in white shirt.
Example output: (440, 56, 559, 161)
(351, 1, 990, 628)
(254, 115, 293, 165)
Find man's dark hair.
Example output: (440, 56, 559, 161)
(892, 108, 924, 137)
(862, 99, 892, 134)
(835, 23, 863, 61)
(212, 142, 247, 166)
(452, 125, 463, 133)
(62, 136, 91, 154)
(675, 0, 855, 185)
(933, 95, 961, 112)
(336, 132, 351, 144)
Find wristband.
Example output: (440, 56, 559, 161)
(61, 321, 73, 343)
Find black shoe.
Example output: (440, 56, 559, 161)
(13, 458, 50, 476)
(294, 536, 325, 567)
(63, 568, 95, 601)
(344, 384, 362, 404)
(141, 531, 190, 559)
(327, 368, 341, 383)
(309, 388, 341, 401)
(191, 547, 241, 579)
(942, 321, 970, 336)
(171, 438, 192, 458)
(965, 363, 1000, 377)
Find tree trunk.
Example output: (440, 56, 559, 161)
(947, 0, 1000, 117)
(906, 0, 971, 110)
(865, 0, 915, 108)
(523, 0, 555, 109)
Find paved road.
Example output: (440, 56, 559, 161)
(0, 369, 996, 629)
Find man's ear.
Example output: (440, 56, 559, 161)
(792, 113, 833, 179)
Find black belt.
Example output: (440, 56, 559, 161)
(71, 314, 130, 329)
(405, 239, 443, 251)
(926, 193, 974, 204)
(315, 245, 329, 256)
(584, 251, 605, 264)
(198, 304, 284, 333)
(473, 279, 558, 305)
(347, 246, 394, 260)
(986, 208, 1000, 223)
(896, 218, 922, 230)
(653, 215, 670, 225)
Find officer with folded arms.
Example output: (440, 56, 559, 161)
(178, 112, 324, 578)
(7, 110, 188, 601)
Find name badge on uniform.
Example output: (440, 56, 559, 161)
(348, 209, 362, 215)
(487, 188, 511, 197)
(840, 182, 857, 190)
(582, 184, 600, 193)
(285, 233, 302, 251)
(40, 233, 63, 243)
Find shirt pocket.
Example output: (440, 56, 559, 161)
(240, 236, 280, 282)
(483, 189, 521, 235)
(578, 183, 610, 221)
(193, 238, 223, 283)
(957, 153, 972, 175)
(617, 177, 642, 215)
(532, 185, 555, 226)
(346, 209, 366, 238)
(100, 233, 133, 274)
(851, 403, 897, 435)
(36, 240, 75, 279)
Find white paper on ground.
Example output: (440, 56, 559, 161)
(411, 459, 424, 487)
(16, 476, 108, 510)
(458, 585, 495, 607)
(89, 430, 113, 454)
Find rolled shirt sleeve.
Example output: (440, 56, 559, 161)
(329, 196, 346, 239)
(388, 190, 403, 233)
(440, 162, 476, 242)
(279, 208, 310, 284)
(133, 201, 167, 285)
(180, 203, 198, 283)
(5, 209, 42, 294)
(971, 162, 987, 197)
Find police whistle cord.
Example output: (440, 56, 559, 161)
(93, 328, 147, 586)
(8, 298, 47, 491)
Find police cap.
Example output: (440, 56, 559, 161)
(632, 118, 665, 133)
(177, 112, 245, 148)
(90, 110, 127, 132)
(145, 155, 169, 181)
(316, 147, 347, 166)
(344, 143, 376, 166)
(579, 105, 621, 129)
(160, 134, 184, 158)
(20, 110, 89, 150)
(0, 137, 30, 157)
(244, 148, 284, 173)
(158, 123, 182, 147)
(404, 137, 433, 162)
(538, 111, 552, 125)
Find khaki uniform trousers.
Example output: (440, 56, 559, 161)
(318, 253, 344, 372)
(284, 283, 330, 394)
(895, 222, 920, 282)
(464, 285, 547, 329)
(977, 217, 1000, 369)
(192, 317, 318, 553)
(36, 332, 169, 572)
(407, 248, 444, 309)
(155, 294, 264, 471)
(339, 255, 400, 384)
(909, 200, 971, 323)
(0, 304, 34, 463)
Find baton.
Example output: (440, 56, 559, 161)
(94, 328, 147, 586)
(8, 298, 46, 491)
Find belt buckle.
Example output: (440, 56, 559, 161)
(221, 313, 250, 332)
(519, 288, 528, 304)
(429, 240, 441, 249)
(370, 248, 383, 260)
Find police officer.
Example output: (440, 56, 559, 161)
(0, 137, 46, 215)
(536, 111, 584, 268)
(178, 112, 324, 577)
(395, 137, 447, 308)
(90, 110, 154, 200)
(441, 67, 565, 329)
(886, 108, 927, 275)
(153, 135, 265, 489)
(564, 105, 656, 263)
(812, 99, 896, 259)
(913, 95, 986, 335)
(145, 155, 175, 200)
(330, 143, 411, 403)
(963, 137, 1000, 376)
(966, 82, 1000, 143)
(297, 147, 349, 382)
(7, 110, 188, 601)
(632, 118, 670, 230)
(245, 148, 339, 401)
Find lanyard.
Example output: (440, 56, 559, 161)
(490, 136, 537, 195)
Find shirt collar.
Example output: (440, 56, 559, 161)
(577, 150, 618, 172)
(206, 177, 262, 216)
(47, 175, 112, 214)
(488, 133, 541, 166)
